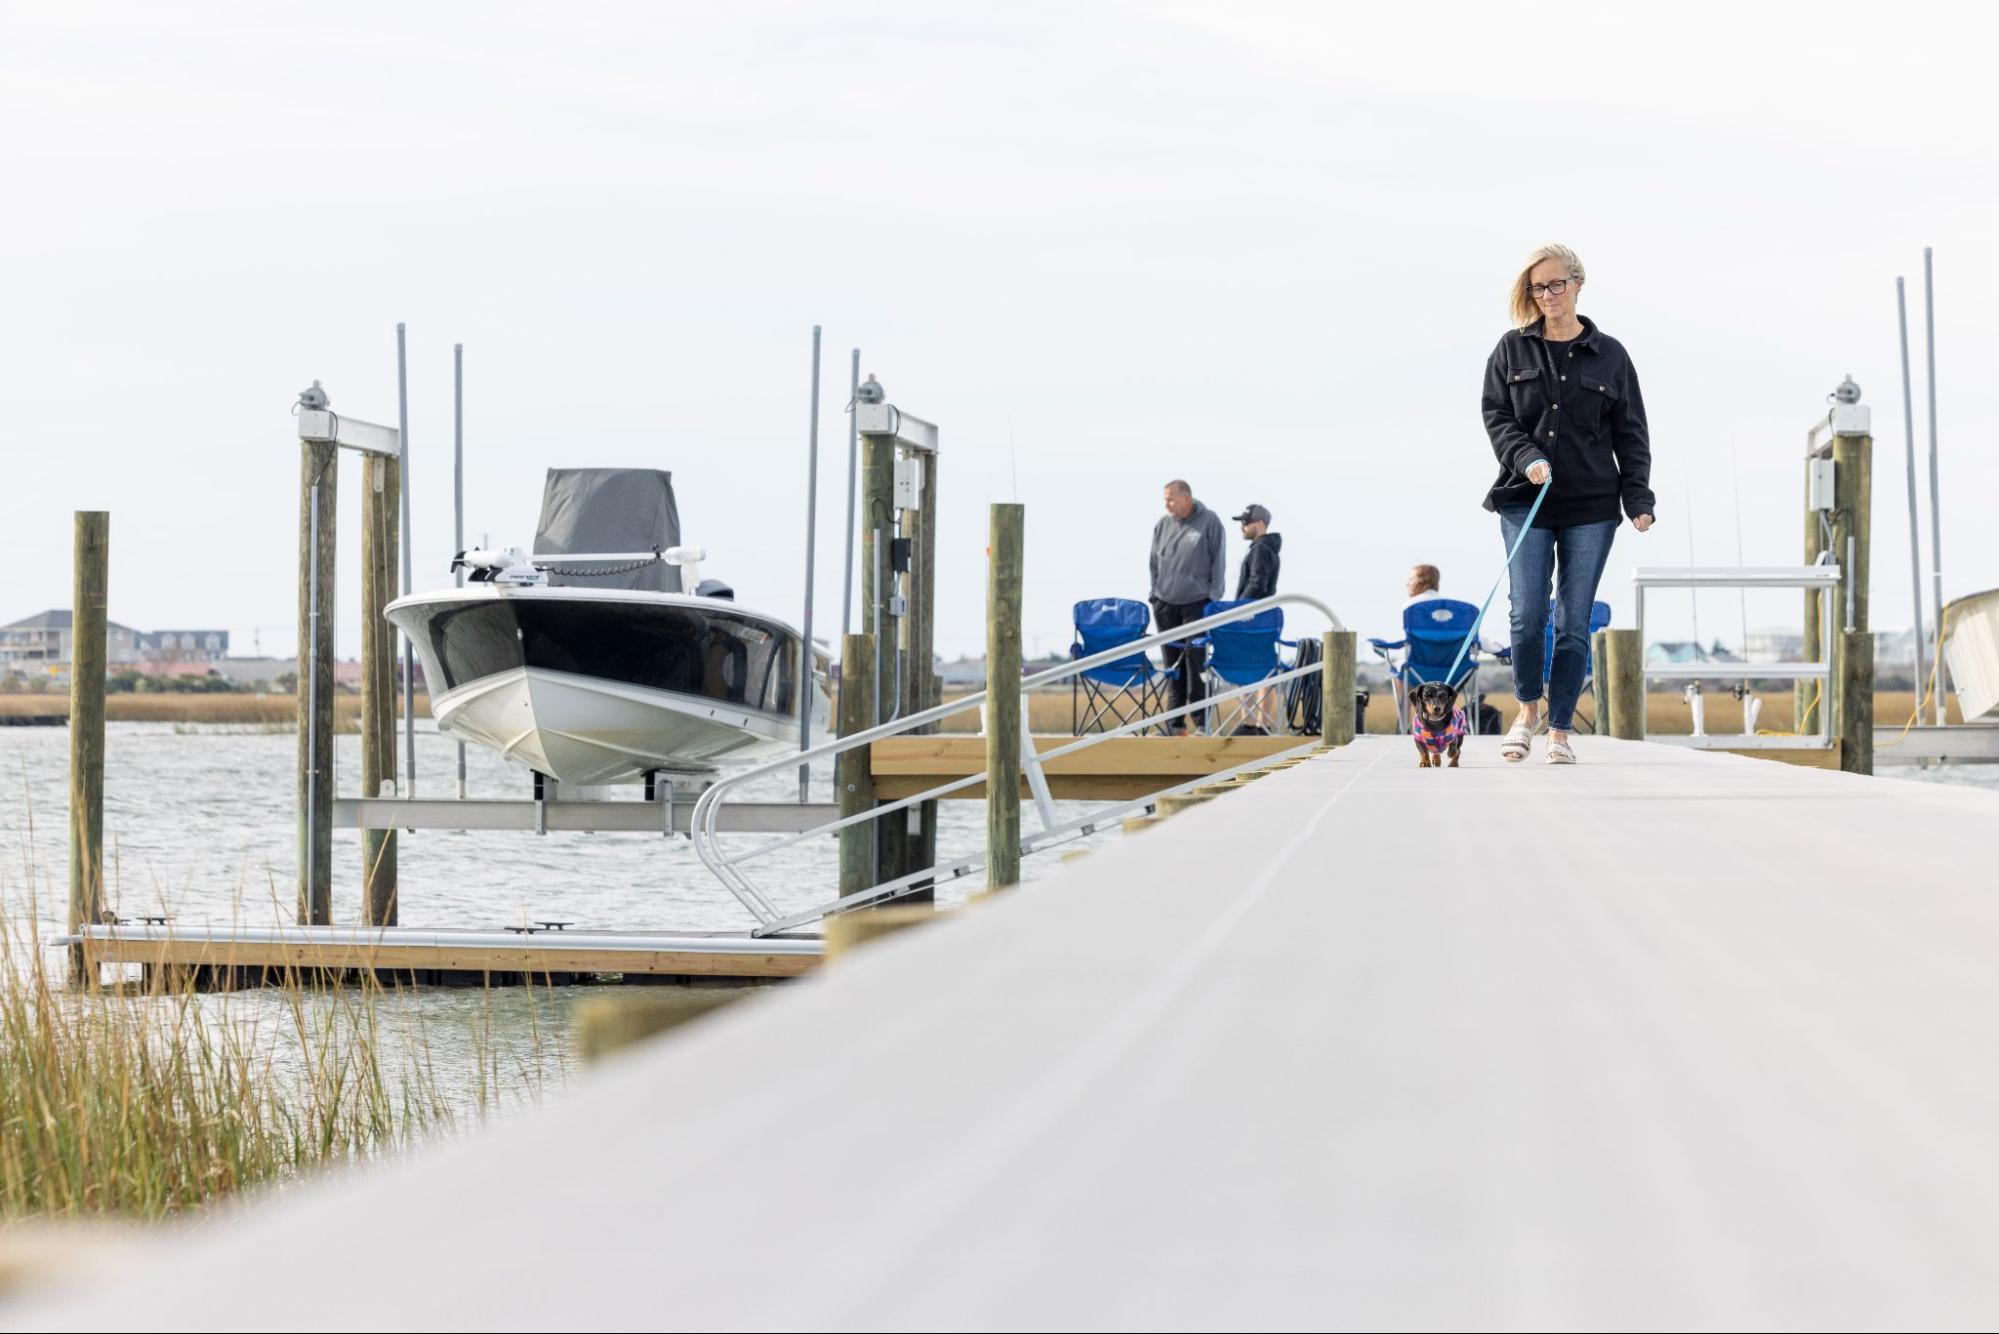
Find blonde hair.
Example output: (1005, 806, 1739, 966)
(1509, 243, 1586, 328)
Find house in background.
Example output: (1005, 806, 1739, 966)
(1645, 640, 1745, 667)
(134, 628, 229, 665)
(1, 610, 140, 671)
(4, 610, 232, 680)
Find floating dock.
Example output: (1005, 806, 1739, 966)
(72, 923, 820, 986)
(869, 733, 1306, 800)
(37, 735, 1999, 1327)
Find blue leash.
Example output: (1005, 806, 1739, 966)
(1444, 480, 1550, 685)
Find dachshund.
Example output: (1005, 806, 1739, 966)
(1410, 680, 1468, 769)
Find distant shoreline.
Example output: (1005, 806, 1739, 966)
(0, 689, 1964, 733)
(0, 694, 431, 726)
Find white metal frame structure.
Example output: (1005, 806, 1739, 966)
(1633, 565, 1841, 750)
(692, 593, 1345, 936)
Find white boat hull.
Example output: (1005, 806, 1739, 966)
(1943, 588, 1999, 722)
(386, 585, 829, 786)
(435, 667, 814, 786)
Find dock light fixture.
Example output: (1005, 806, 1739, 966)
(1830, 374, 1871, 438)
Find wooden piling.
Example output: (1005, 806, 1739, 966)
(1590, 629, 1610, 732)
(824, 906, 943, 962)
(836, 633, 876, 902)
(1840, 629, 1875, 776)
(1320, 630, 1356, 748)
(360, 454, 399, 926)
(68, 512, 109, 982)
(1601, 628, 1644, 740)
(296, 439, 337, 926)
(985, 504, 1024, 891)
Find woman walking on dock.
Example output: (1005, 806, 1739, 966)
(1481, 243, 1655, 764)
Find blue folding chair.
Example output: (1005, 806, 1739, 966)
(1494, 599, 1613, 732)
(1197, 600, 1291, 735)
(1069, 598, 1171, 735)
(1368, 599, 1485, 735)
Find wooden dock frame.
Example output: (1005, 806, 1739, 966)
(74, 925, 821, 991)
(295, 396, 406, 927)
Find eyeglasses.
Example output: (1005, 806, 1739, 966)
(1528, 278, 1576, 298)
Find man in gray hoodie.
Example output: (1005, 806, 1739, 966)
(1149, 479, 1228, 733)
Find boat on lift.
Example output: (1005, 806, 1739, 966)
(1942, 587, 1999, 722)
(386, 468, 828, 787)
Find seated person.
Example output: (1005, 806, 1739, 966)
(1404, 563, 1503, 733)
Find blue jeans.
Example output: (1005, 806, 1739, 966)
(1498, 510, 1617, 731)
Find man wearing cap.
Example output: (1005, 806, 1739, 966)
(1233, 503, 1281, 601)
(1150, 479, 1228, 734)
(1232, 503, 1283, 734)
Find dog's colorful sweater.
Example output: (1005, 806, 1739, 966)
(1414, 707, 1468, 754)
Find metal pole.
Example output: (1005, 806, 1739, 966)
(1896, 278, 1927, 711)
(840, 347, 860, 636)
(397, 323, 416, 792)
(799, 326, 822, 804)
(454, 341, 466, 799)
(1923, 248, 1945, 724)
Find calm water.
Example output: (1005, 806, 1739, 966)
(0, 723, 1127, 1109)
(0, 723, 1119, 936)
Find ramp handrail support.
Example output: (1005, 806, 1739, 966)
(691, 594, 1344, 932)
(1632, 565, 1840, 746)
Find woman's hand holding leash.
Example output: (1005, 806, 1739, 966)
(1522, 461, 1653, 530)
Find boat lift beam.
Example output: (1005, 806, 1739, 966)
(333, 796, 838, 837)
(297, 407, 399, 457)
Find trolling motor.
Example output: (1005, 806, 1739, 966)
(455, 547, 544, 585)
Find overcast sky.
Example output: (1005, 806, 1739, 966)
(4, 2, 1992, 663)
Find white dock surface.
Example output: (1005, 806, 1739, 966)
(19, 737, 1999, 1331)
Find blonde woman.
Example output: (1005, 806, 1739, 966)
(1481, 244, 1655, 764)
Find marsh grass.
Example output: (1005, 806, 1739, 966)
(931, 688, 1955, 735)
(0, 914, 535, 1219)
(0, 696, 430, 726)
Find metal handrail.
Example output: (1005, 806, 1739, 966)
(1633, 565, 1839, 748)
(690, 593, 1344, 931)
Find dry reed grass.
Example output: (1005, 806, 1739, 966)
(0, 920, 475, 1219)
(929, 688, 1958, 736)
(0, 695, 432, 726)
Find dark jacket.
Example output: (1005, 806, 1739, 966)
(1481, 315, 1656, 528)
(1235, 532, 1281, 600)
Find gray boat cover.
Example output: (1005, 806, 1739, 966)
(533, 469, 683, 592)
